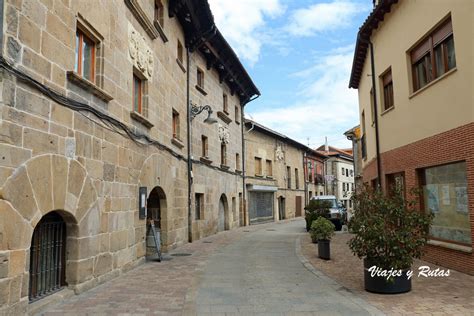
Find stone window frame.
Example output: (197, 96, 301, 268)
(235, 153, 241, 172)
(235, 105, 240, 124)
(223, 93, 228, 114)
(254, 157, 263, 176)
(67, 14, 113, 103)
(171, 109, 184, 149)
(176, 39, 186, 72)
(196, 67, 207, 95)
(130, 67, 153, 128)
(124, 0, 168, 42)
(266, 159, 273, 178)
(220, 143, 228, 168)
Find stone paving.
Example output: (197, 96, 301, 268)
(301, 232, 474, 316)
(40, 219, 380, 315)
(38, 218, 474, 316)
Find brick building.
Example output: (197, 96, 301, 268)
(0, 0, 258, 313)
(244, 120, 309, 223)
(349, 0, 473, 274)
(304, 150, 327, 201)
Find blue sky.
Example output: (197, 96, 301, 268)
(208, 0, 372, 148)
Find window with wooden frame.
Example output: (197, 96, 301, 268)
(155, 0, 164, 28)
(197, 68, 204, 89)
(235, 105, 240, 123)
(411, 17, 456, 92)
(223, 94, 228, 113)
(236, 153, 241, 171)
(133, 74, 144, 115)
(221, 143, 227, 166)
(255, 157, 262, 175)
(172, 110, 180, 140)
(177, 40, 184, 64)
(75, 29, 96, 82)
(201, 135, 208, 158)
(381, 68, 394, 111)
(266, 160, 272, 177)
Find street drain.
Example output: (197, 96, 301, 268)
(202, 241, 213, 243)
(243, 230, 250, 232)
(171, 253, 192, 257)
(266, 229, 276, 231)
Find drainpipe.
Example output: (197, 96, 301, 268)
(0, 0, 4, 56)
(369, 41, 383, 188)
(186, 47, 193, 242)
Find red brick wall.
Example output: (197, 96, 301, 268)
(362, 122, 474, 275)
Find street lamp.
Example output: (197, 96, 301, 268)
(190, 101, 218, 124)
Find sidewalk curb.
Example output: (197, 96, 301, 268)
(295, 235, 385, 316)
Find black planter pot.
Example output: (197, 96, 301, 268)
(363, 258, 412, 294)
(318, 239, 330, 260)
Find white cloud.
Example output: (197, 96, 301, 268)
(287, 1, 366, 37)
(208, 0, 284, 65)
(247, 47, 358, 149)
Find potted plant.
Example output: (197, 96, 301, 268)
(348, 186, 433, 294)
(310, 217, 335, 260)
(304, 199, 331, 233)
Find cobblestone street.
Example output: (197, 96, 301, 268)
(40, 219, 380, 315)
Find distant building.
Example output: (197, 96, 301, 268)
(304, 151, 327, 201)
(349, 0, 473, 274)
(316, 146, 355, 212)
(244, 120, 308, 223)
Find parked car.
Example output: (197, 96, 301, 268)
(310, 195, 346, 230)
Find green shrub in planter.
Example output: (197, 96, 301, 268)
(311, 217, 335, 260)
(310, 217, 335, 241)
(304, 199, 331, 232)
(348, 186, 433, 293)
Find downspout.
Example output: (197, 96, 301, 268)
(186, 47, 193, 242)
(241, 93, 260, 226)
(0, 0, 4, 56)
(369, 41, 383, 187)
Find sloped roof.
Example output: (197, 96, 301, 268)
(348, 0, 399, 89)
(169, 0, 260, 105)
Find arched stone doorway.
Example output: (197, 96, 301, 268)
(218, 194, 229, 232)
(29, 210, 76, 301)
(146, 187, 167, 258)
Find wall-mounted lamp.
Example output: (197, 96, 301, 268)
(190, 101, 218, 124)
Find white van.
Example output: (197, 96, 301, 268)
(310, 195, 346, 230)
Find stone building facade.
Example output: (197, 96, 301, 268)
(244, 120, 307, 223)
(349, 0, 473, 274)
(0, 0, 258, 313)
(316, 146, 355, 212)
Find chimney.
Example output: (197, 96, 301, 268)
(325, 137, 329, 153)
